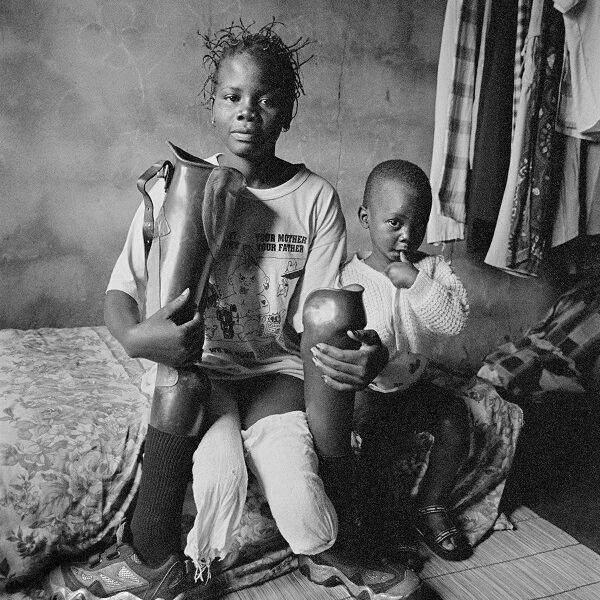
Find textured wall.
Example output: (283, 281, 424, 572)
(0, 0, 560, 369)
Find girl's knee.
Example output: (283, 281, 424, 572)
(242, 411, 337, 554)
(192, 447, 248, 494)
(270, 472, 338, 554)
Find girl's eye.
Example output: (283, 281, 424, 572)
(388, 219, 401, 229)
(260, 97, 276, 107)
(223, 94, 238, 102)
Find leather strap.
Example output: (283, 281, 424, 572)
(136, 160, 173, 260)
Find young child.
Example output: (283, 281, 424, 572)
(46, 22, 421, 600)
(338, 159, 472, 562)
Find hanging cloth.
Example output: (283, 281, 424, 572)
(505, 0, 564, 274)
(554, 0, 600, 141)
(552, 137, 600, 247)
(465, 0, 519, 257)
(512, 0, 532, 139)
(484, 0, 564, 276)
(427, 0, 483, 244)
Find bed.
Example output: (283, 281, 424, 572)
(0, 326, 523, 598)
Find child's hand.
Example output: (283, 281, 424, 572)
(384, 252, 418, 288)
(310, 329, 389, 392)
(127, 289, 205, 367)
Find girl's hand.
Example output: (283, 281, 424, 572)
(385, 253, 418, 289)
(310, 329, 389, 392)
(126, 289, 205, 366)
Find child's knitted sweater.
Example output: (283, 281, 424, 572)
(340, 253, 469, 391)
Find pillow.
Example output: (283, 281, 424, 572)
(477, 277, 600, 395)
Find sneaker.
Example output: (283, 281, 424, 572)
(298, 548, 423, 600)
(45, 540, 193, 600)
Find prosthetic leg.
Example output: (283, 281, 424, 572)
(43, 146, 248, 599)
(299, 284, 423, 599)
(138, 142, 244, 434)
(131, 143, 245, 565)
(300, 284, 366, 541)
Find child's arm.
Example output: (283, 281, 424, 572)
(392, 254, 469, 336)
(308, 329, 389, 392)
(105, 288, 205, 367)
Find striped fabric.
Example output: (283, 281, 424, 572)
(437, 0, 481, 224)
(511, 0, 531, 140)
(478, 277, 600, 393)
(529, 277, 600, 370)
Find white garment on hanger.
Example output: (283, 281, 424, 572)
(554, 0, 600, 139)
(553, 139, 600, 246)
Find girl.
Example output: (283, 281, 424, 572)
(46, 21, 421, 600)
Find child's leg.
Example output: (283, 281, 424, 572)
(407, 381, 471, 559)
(241, 375, 337, 555)
(131, 365, 211, 567)
(185, 380, 248, 579)
(407, 384, 469, 506)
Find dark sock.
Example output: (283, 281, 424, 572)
(319, 454, 356, 547)
(130, 425, 199, 567)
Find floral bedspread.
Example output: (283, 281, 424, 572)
(0, 327, 523, 598)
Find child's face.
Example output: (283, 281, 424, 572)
(358, 178, 428, 272)
(212, 53, 291, 163)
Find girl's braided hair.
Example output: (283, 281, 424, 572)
(200, 18, 313, 129)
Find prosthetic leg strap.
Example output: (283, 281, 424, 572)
(137, 160, 173, 260)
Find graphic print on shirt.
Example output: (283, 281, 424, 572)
(204, 231, 307, 362)
(277, 260, 305, 298)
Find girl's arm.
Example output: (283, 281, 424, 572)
(105, 288, 205, 366)
(309, 329, 389, 392)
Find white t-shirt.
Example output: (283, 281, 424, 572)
(108, 155, 347, 381)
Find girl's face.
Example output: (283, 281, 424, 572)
(212, 53, 291, 163)
(358, 178, 428, 272)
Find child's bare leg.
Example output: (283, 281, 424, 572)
(412, 385, 471, 558)
(418, 402, 469, 508)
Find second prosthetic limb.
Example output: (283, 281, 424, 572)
(301, 284, 367, 543)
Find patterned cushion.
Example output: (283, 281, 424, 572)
(478, 277, 600, 395)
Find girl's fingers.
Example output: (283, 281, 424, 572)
(311, 347, 362, 375)
(320, 375, 357, 392)
(312, 342, 362, 363)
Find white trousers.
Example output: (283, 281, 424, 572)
(183, 389, 337, 578)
